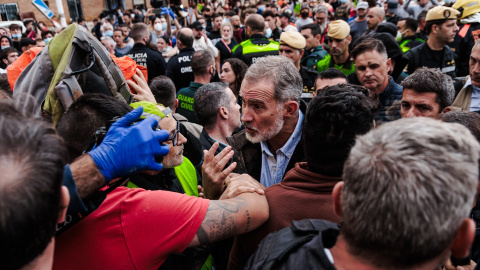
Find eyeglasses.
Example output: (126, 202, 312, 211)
(166, 120, 180, 146)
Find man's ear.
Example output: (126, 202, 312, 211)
(315, 33, 321, 42)
(450, 218, 475, 258)
(220, 106, 229, 119)
(2, 59, 7, 66)
(57, 186, 70, 224)
(386, 58, 392, 73)
(175, 99, 179, 108)
(440, 106, 452, 116)
(332, 182, 344, 217)
(284, 101, 299, 117)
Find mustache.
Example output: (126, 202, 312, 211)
(242, 122, 258, 132)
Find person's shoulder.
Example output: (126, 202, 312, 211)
(303, 66, 319, 75)
(177, 87, 190, 95)
(227, 129, 255, 151)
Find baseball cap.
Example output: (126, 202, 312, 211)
(356, 2, 369, 10)
(190, 21, 203, 30)
(387, 0, 398, 13)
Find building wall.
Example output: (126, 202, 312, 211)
(3, 0, 156, 25)
(3, 0, 71, 24)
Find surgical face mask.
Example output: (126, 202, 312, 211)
(162, 23, 168, 30)
(12, 33, 21, 39)
(131, 14, 135, 18)
(340, 0, 347, 3)
(396, 30, 407, 41)
(160, 47, 167, 52)
(301, 11, 309, 18)
(222, 18, 230, 24)
(265, 27, 272, 38)
(154, 23, 163, 31)
(104, 30, 114, 37)
(44, 37, 52, 44)
(1, 45, 9, 50)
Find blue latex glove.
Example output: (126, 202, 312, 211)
(89, 107, 170, 182)
(168, 9, 176, 20)
(161, 7, 169, 16)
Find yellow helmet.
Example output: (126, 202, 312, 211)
(453, 0, 480, 19)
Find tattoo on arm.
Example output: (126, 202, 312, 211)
(196, 198, 248, 245)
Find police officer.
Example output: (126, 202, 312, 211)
(279, 31, 319, 102)
(126, 23, 166, 83)
(451, 0, 480, 77)
(397, 18, 425, 53)
(165, 28, 196, 91)
(231, 14, 279, 66)
(405, 6, 459, 79)
(316, 20, 355, 76)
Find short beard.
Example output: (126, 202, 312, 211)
(319, 22, 328, 33)
(244, 103, 284, 144)
(162, 147, 184, 168)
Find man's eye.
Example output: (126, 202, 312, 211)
(357, 66, 366, 71)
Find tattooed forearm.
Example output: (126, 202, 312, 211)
(196, 198, 247, 245)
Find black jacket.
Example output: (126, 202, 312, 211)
(405, 43, 457, 79)
(450, 22, 480, 77)
(165, 47, 195, 91)
(126, 43, 166, 83)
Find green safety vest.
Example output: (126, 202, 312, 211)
(316, 54, 355, 76)
(127, 156, 199, 197)
(399, 38, 425, 53)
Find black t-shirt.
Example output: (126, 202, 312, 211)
(215, 38, 238, 64)
(430, 48, 444, 63)
(208, 29, 221, 40)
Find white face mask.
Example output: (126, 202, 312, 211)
(154, 23, 163, 32)
(265, 27, 272, 38)
(396, 30, 407, 41)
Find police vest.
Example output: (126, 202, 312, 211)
(232, 37, 279, 66)
(316, 54, 355, 76)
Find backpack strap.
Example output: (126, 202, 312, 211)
(55, 176, 126, 236)
(76, 28, 133, 104)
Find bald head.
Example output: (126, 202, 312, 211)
(231, 15, 241, 27)
(177, 28, 194, 48)
(371, 7, 385, 19)
(246, 14, 265, 33)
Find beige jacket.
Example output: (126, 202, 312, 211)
(451, 76, 472, 111)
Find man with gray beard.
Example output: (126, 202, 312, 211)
(201, 56, 306, 200)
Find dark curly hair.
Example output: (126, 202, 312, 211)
(304, 84, 380, 176)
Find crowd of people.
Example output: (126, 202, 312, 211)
(2, 0, 480, 269)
